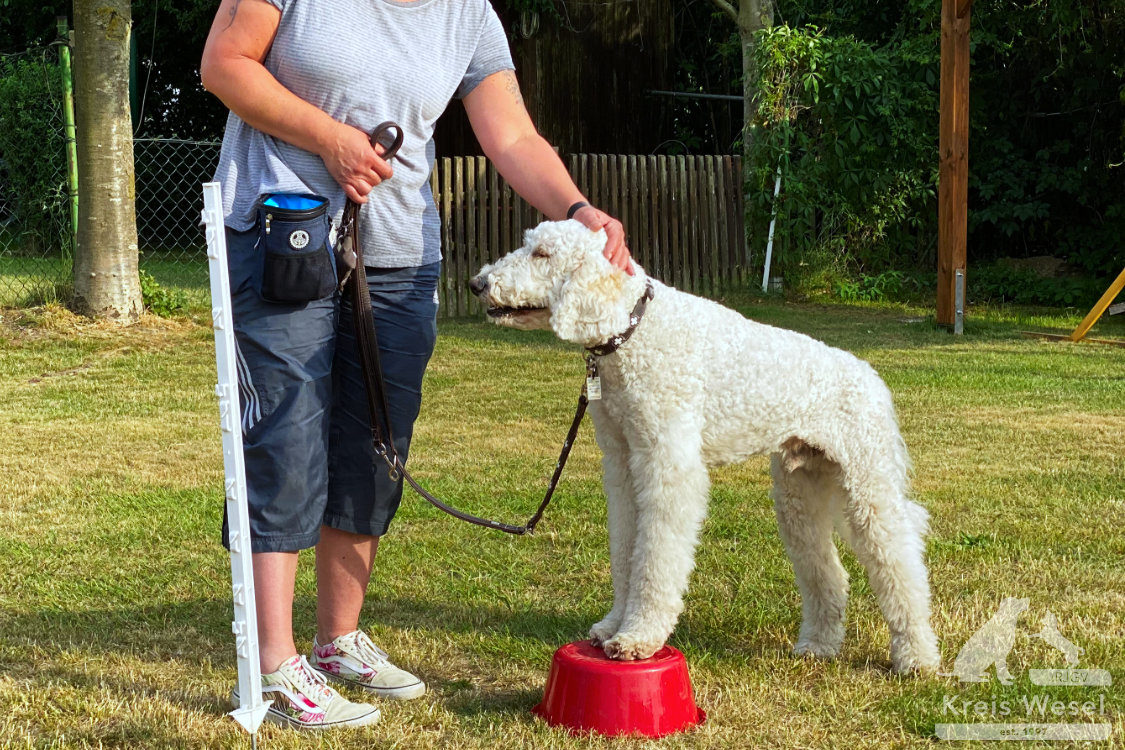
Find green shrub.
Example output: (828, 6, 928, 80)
(969, 264, 1105, 307)
(749, 25, 939, 293)
(834, 270, 909, 302)
(139, 269, 187, 318)
(0, 56, 70, 259)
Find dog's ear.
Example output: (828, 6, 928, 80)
(548, 245, 627, 345)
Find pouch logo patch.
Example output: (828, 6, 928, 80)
(289, 230, 311, 249)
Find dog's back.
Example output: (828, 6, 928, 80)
(615, 280, 905, 476)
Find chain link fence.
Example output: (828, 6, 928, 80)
(0, 42, 221, 309)
(0, 44, 72, 307)
(134, 138, 221, 306)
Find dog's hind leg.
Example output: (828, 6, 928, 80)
(771, 443, 850, 660)
(837, 457, 940, 673)
(589, 414, 636, 646)
(601, 420, 710, 661)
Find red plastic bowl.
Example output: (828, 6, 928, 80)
(532, 640, 706, 737)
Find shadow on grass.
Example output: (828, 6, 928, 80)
(0, 588, 792, 675)
(0, 599, 235, 664)
(0, 596, 577, 727)
(0, 594, 593, 666)
(444, 686, 544, 720)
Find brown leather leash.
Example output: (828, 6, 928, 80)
(336, 122, 587, 535)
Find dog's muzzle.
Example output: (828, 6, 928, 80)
(468, 275, 547, 320)
(468, 275, 488, 297)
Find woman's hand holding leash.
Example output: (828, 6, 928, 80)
(320, 121, 397, 204)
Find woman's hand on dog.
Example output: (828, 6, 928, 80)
(572, 205, 635, 275)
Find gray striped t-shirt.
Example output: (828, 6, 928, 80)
(213, 0, 514, 267)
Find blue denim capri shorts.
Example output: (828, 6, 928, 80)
(221, 225, 439, 553)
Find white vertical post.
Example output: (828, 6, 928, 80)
(761, 163, 783, 292)
(954, 268, 965, 335)
(202, 182, 271, 739)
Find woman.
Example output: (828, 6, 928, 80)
(200, 0, 632, 730)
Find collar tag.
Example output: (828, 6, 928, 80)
(586, 374, 602, 401)
(585, 355, 602, 401)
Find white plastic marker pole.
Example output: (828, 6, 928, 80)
(761, 162, 783, 292)
(201, 182, 271, 746)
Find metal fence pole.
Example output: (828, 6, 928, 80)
(57, 17, 79, 258)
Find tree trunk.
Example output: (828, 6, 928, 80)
(72, 0, 142, 321)
(737, 0, 773, 170)
(712, 0, 774, 266)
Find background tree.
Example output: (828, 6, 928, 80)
(72, 0, 142, 319)
(742, 0, 1123, 301)
(0, 0, 60, 53)
(130, 0, 228, 138)
(707, 0, 774, 165)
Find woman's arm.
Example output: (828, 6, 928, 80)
(199, 0, 390, 203)
(463, 70, 633, 273)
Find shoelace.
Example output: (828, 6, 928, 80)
(350, 631, 394, 670)
(287, 655, 335, 706)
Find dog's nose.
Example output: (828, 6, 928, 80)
(468, 275, 487, 297)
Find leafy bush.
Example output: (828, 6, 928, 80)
(834, 270, 909, 302)
(139, 269, 187, 318)
(0, 56, 70, 259)
(742, 1, 1124, 295)
(969, 264, 1105, 307)
(966, 0, 1125, 278)
(749, 25, 939, 293)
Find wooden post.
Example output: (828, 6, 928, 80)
(937, 0, 971, 328)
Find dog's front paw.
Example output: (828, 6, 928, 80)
(793, 638, 841, 660)
(589, 621, 617, 648)
(889, 632, 941, 675)
(602, 633, 663, 661)
(589, 610, 625, 647)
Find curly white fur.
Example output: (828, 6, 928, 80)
(471, 220, 941, 673)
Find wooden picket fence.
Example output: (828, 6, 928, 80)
(430, 153, 747, 317)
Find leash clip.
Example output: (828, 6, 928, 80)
(372, 441, 401, 481)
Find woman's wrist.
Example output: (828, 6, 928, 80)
(312, 117, 345, 160)
(566, 201, 591, 220)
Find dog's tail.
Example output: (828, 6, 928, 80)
(905, 495, 931, 537)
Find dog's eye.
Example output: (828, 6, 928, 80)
(531, 247, 550, 259)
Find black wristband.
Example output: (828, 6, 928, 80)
(566, 201, 591, 220)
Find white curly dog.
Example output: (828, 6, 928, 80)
(470, 220, 940, 673)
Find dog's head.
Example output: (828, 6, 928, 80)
(470, 220, 646, 346)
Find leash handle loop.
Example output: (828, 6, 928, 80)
(369, 121, 403, 161)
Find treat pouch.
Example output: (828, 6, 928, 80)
(256, 194, 336, 304)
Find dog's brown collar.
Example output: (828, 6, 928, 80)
(585, 280, 654, 357)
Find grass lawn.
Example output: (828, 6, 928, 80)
(0, 297, 1121, 749)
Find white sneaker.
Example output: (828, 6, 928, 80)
(310, 630, 426, 700)
(231, 654, 380, 730)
